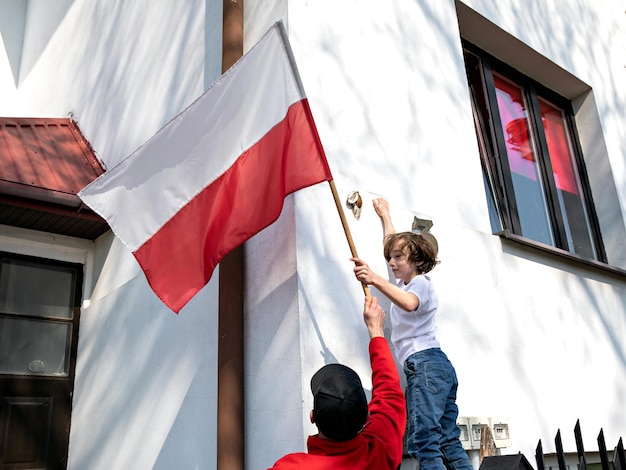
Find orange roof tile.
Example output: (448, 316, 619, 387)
(0, 117, 109, 239)
(0, 117, 104, 206)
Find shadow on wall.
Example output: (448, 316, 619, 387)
(69, 0, 209, 169)
(0, 0, 75, 86)
(499, 236, 626, 368)
(69, 273, 215, 470)
(310, 1, 478, 227)
(498, 235, 626, 447)
(7, 0, 213, 170)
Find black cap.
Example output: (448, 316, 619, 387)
(311, 364, 368, 441)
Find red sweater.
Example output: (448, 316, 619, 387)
(268, 337, 406, 469)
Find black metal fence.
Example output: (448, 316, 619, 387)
(535, 420, 625, 470)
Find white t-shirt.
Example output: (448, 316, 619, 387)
(390, 274, 440, 365)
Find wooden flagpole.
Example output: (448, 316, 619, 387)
(328, 180, 371, 298)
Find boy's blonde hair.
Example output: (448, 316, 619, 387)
(383, 231, 440, 274)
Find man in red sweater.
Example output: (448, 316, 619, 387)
(269, 296, 406, 469)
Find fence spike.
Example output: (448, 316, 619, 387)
(614, 437, 626, 470)
(575, 419, 587, 469)
(535, 439, 545, 470)
(598, 428, 610, 470)
(555, 429, 567, 470)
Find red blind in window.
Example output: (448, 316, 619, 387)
(539, 99, 578, 195)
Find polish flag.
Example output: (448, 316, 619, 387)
(79, 21, 333, 313)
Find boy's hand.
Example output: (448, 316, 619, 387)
(373, 197, 396, 238)
(363, 296, 385, 339)
(373, 198, 390, 218)
(351, 257, 376, 286)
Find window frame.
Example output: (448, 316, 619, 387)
(0, 251, 83, 378)
(463, 40, 607, 264)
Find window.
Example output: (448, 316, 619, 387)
(463, 43, 606, 262)
(0, 256, 78, 376)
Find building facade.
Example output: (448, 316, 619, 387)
(0, 0, 624, 468)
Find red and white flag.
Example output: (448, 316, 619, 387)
(79, 21, 333, 313)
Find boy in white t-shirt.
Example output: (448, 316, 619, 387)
(351, 198, 472, 470)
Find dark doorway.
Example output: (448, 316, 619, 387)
(0, 252, 82, 470)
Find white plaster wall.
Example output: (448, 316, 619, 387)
(2, 0, 625, 468)
(0, 0, 26, 92)
(244, 0, 626, 468)
(0, 0, 224, 468)
(244, 196, 306, 465)
(69, 250, 219, 470)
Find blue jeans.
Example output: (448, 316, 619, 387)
(404, 348, 473, 470)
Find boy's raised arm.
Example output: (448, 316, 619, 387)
(373, 198, 396, 239)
